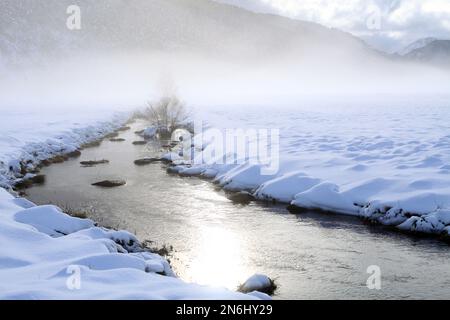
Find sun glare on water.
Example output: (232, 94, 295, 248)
(187, 226, 252, 290)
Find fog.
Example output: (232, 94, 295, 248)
(1, 0, 449, 112)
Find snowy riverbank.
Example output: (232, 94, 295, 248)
(0, 107, 133, 189)
(166, 99, 450, 239)
(0, 108, 265, 299)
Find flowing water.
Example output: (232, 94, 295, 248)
(26, 120, 450, 299)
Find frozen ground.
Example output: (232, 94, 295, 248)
(170, 95, 450, 237)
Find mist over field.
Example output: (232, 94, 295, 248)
(1, 0, 449, 110)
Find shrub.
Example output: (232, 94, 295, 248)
(145, 95, 190, 136)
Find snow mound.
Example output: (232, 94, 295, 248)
(15, 205, 95, 237)
(255, 172, 321, 203)
(292, 182, 360, 215)
(215, 164, 277, 192)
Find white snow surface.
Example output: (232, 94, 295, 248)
(0, 188, 262, 299)
(167, 97, 450, 237)
(0, 107, 130, 188)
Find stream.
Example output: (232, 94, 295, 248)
(25, 120, 450, 299)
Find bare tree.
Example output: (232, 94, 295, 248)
(145, 95, 190, 136)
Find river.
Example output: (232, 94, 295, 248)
(25, 120, 450, 299)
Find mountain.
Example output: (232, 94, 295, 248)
(0, 0, 384, 67)
(1, 0, 449, 105)
(398, 37, 437, 56)
(404, 40, 450, 67)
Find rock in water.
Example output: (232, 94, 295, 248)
(227, 191, 254, 204)
(104, 132, 119, 139)
(134, 158, 163, 166)
(66, 150, 82, 158)
(238, 274, 276, 296)
(31, 174, 46, 184)
(82, 140, 102, 148)
(80, 160, 109, 166)
(92, 180, 126, 188)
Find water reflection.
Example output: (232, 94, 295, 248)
(188, 226, 249, 289)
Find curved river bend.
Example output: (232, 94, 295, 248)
(26, 121, 450, 299)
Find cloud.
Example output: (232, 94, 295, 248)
(215, 0, 450, 52)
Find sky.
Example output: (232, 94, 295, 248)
(216, 0, 450, 53)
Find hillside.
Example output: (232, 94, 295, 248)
(405, 40, 450, 67)
(0, 0, 384, 66)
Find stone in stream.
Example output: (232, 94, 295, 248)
(82, 140, 102, 148)
(13, 174, 46, 190)
(117, 126, 131, 131)
(286, 204, 310, 214)
(104, 132, 119, 139)
(80, 160, 109, 167)
(134, 158, 164, 166)
(92, 180, 126, 188)
(227, 191, 255, 204)
(132, 141, 147, 145)
(30, 174, 46, 184)
(110, 138, 126, 142)
(66, 150, 82, 158)
(13, 179, 33, 190)
(49, 155, 67, 164)
(238, 274, 277, 296)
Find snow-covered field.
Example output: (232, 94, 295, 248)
(170, 96, 450, 237)
(0, 107, 131, 188)
(0, 106, 264, 299)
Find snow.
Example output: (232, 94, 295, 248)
(398, 37, 437, 56)
(215, 164, 278, 192)
(254, 172, 321, 203)
(292, 182, 360, 215)
(0, 187, 262, 299)
(15, 205, 95, 237)
(0, 107, 131, 188)
(165, 98, 450, 237)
